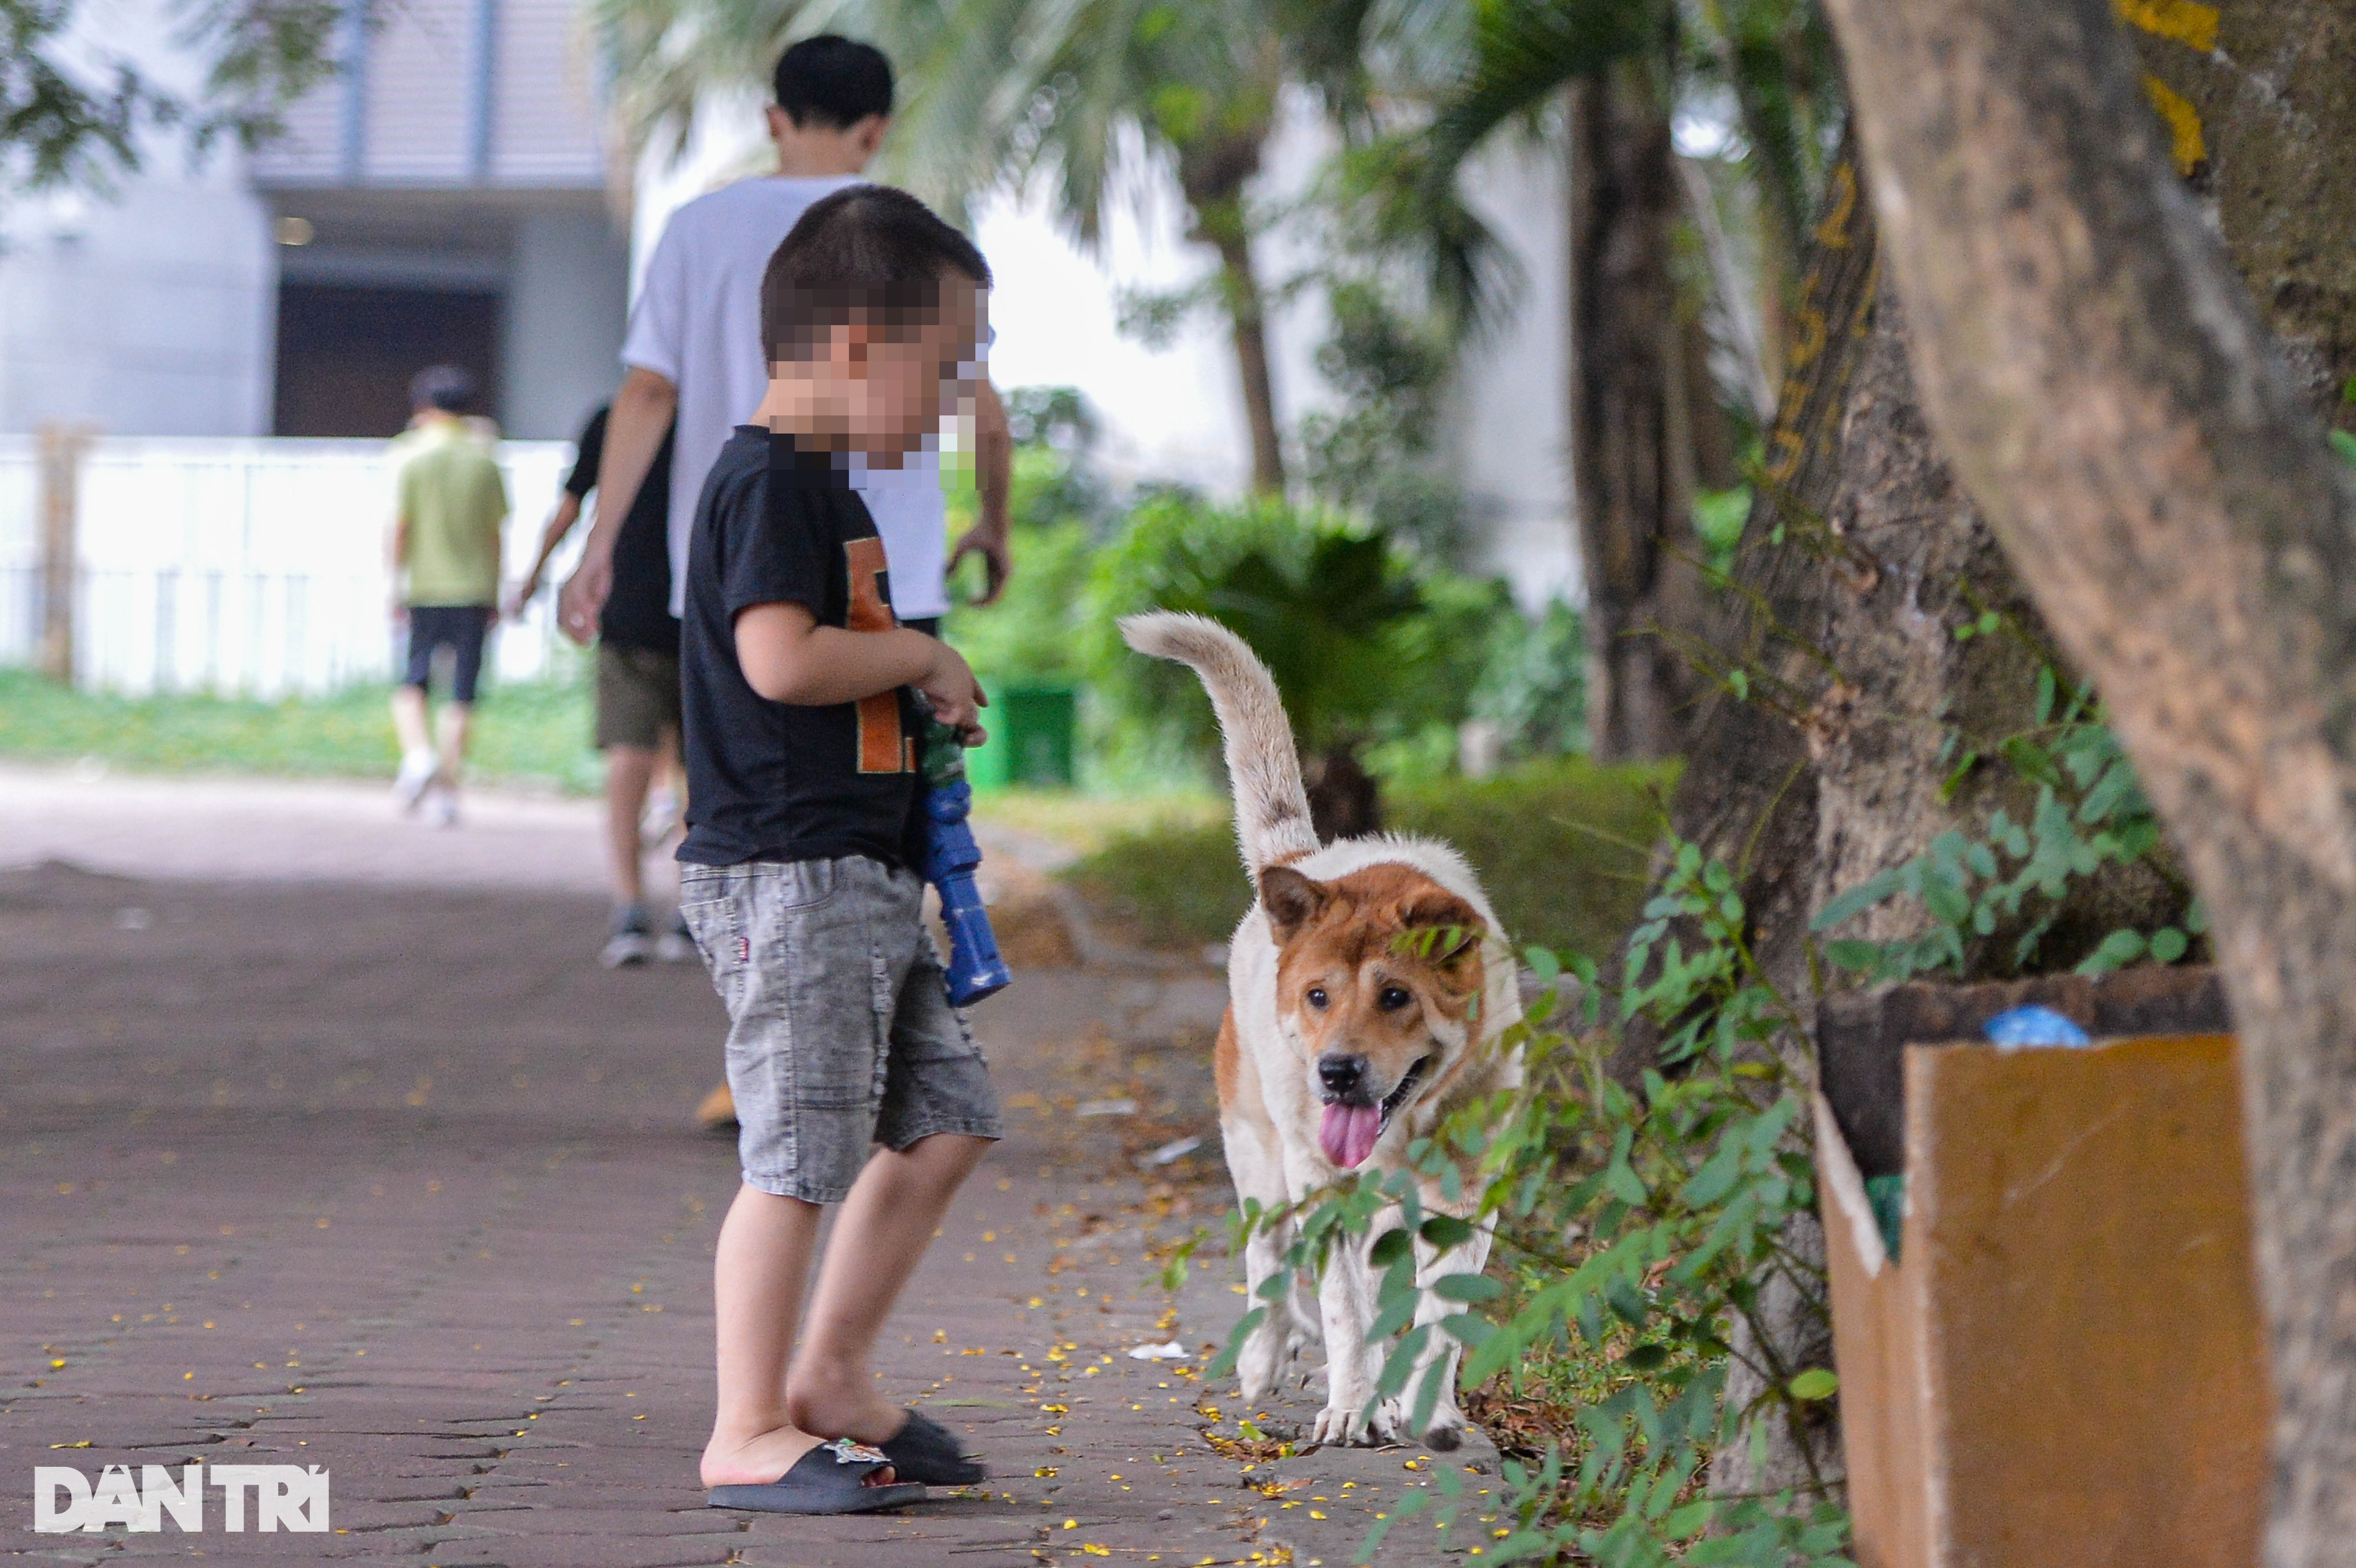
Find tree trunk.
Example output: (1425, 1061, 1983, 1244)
(1568, 62, 1700, 762)
(1670, 131, 2192, 1506)
(1198, 196, 1287, 496)
(2129, 0, 2356, 429)
(1817, 0, 2356, 1559)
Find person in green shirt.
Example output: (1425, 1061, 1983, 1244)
(389, 365, 509, 826)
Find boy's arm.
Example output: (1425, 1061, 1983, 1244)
(561, 369, 678, 644)
(734, 603, 985, 734)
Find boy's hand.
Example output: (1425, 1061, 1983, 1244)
(919, 640, 988, 743)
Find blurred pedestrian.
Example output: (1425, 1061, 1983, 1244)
(389, 366, 507, 828)
(511, 404, 697, 966)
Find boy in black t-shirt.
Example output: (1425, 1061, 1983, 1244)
(676, 186, 1001, 1515)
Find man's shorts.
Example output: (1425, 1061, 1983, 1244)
(679, 855, 1002, 1204)
(594, 642, 682, 751)
(402, 605, 493, 703)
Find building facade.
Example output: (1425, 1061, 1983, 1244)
(0, 0, 629, 443)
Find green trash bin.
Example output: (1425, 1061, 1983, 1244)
(967, 679, 1077, 792)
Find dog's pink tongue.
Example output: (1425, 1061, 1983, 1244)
(1319, 1103, 1382, 1168)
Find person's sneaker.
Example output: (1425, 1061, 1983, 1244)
(393, 750, 438, 814)
(655, 911, 697, 964)
(600, 905, 653, 968)
(426, 787, 461, 829)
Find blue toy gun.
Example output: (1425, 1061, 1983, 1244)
(922, 719, 1011, 1005)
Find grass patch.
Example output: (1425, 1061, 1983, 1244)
(1391, 756, 1674, 960)
(1065, 818, 1253, 951)
(1062, 756, 1674, 958)
(970, 788, 1226, 859)
(0, 668, 603, 795)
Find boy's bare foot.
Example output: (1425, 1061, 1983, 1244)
(701, 1425, 897, 1488)
(785, 1367, 908, 1447)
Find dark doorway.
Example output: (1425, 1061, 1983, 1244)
(274, 285, 503, 437)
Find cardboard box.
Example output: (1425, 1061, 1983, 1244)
(1816, 972, 2268, 1568)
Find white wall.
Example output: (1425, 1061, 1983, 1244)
(501, 209, 632, 441)
(1448, 133, 1580, 611)
(0, 434, 580, 696)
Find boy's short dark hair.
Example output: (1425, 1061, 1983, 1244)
(761, 185, 991, 363)
(409, 365, 474, 413)
(772, 36, 893, 130)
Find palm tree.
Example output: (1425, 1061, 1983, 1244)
(589, 0, 1298, 494)
(1332, 0, 1842, 762)
(885, 0, 1305, 494)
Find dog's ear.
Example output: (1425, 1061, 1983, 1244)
(1398, 891, 1485, 968)
(1258, 865, 1330, 944)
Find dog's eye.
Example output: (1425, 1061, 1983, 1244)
(1306, 987, 1328, 1010)
(1379, 986, 1412, 1012)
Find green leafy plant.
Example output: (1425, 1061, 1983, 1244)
(1082, 494, 1447, 776)
(1466, 598, 1590, 764)
(1810, 670, 2199, 982)
(1296, 276, 1472, 562)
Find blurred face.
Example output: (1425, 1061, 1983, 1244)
(767, 273, 986, 466)
(847, 274, 988, 466)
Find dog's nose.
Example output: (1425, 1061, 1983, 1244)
(1318, 1053, 1367, 1100)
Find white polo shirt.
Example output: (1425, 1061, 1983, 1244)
(621, 175, 966, 621)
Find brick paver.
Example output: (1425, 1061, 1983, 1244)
(1, 777, 1501, 1566)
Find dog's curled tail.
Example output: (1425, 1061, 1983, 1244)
(1119, 611, 1317, 876)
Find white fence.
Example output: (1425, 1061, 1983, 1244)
(0, 434, 591, 698)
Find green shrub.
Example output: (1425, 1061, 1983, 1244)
(1465, 598, 1588, 762)
(1079, 492, 1513, 781)
(1063, 818, 1251, 951)
(1390, 757, 1672, 958)
(942, 513, 1094, 681)
(1061, 756, 1671, 957)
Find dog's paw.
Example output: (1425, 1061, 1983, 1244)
(1309, 1404, 1363, 1447)
(1312, 1402, 1398, 1448)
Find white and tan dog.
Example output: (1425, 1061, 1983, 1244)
(1122, 612, 1523, 1449)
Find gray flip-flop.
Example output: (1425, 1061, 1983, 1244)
(879, 1407, 987, 1486)
(706, 1438, 926, 1514)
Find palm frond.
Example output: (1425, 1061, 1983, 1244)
(1325, 132, 1523, 339)
(1426, 0, 1656, 174)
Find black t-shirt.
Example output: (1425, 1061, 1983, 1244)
(565, 406, 680, 655)
(677, 426, 927, 872)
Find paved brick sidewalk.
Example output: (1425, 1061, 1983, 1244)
(0, 821, 1502, 1564)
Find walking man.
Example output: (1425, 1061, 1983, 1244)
(390, 365, 508, 827)
(557, 34, 1012, 652)
(512, 404, 695, 965)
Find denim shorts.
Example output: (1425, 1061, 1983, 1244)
(679, 855, 1002, 1203)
